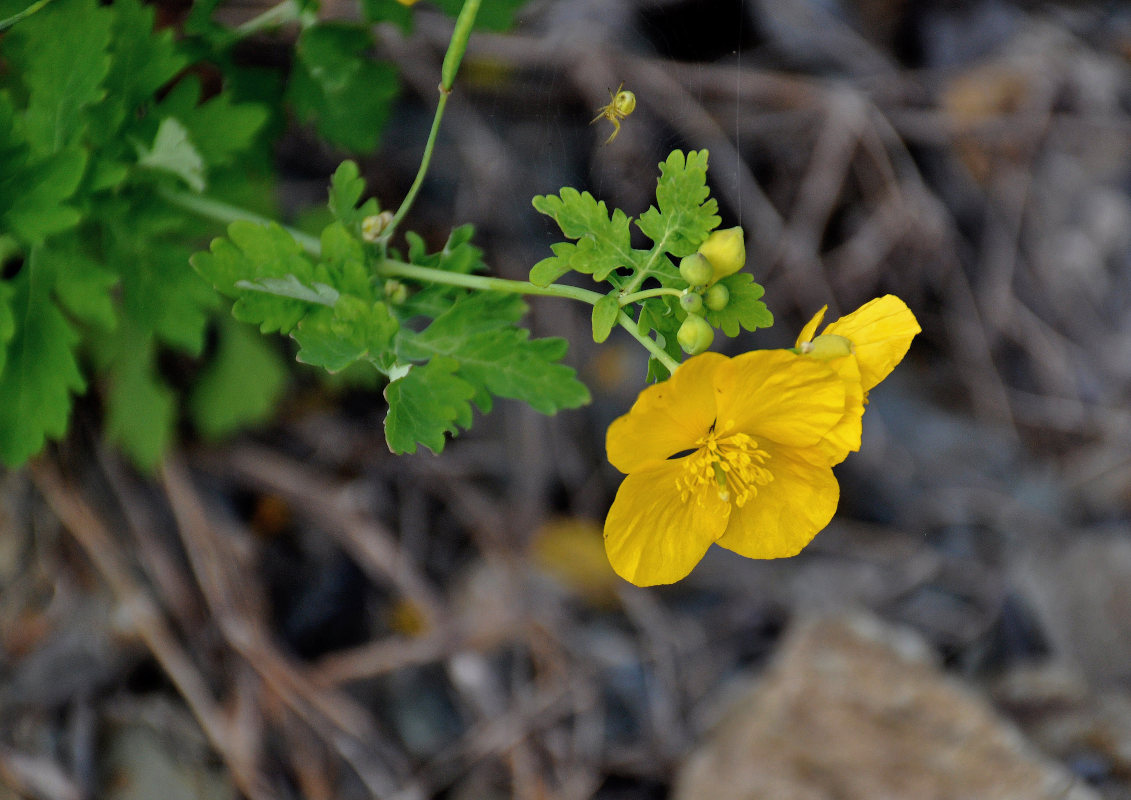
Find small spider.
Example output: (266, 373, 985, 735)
(590, 82, 636, 144)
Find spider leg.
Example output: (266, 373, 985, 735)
(604, 117, 621, 144)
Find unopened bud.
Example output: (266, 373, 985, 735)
(679, 253, 714, 287)
(384, 279, 408, 304)
(677, 315, 714, 355)
(698, 227, 745, 283)
(705, 283, 729, 311)
(362, 211, 394, 242)
(680, 291, 704, 315)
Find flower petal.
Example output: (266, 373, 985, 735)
(713, 350, 846, 448)
(822, 295, 920, 391)
(715, 445, 839, 559)
(811, 352, 864, 466)
(606, 351, 726, 474)
(795, 305, 827, 347)
(604, 459, 729, 586)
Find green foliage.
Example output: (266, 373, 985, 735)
(0, 247, 86, 465)
(0, 0, 274, 468)
(532, 149, 771, 378)
(194, 164, 589, 455)
(287, 24, 399, 153)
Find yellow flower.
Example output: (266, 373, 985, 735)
(603, 351, 860, 586)
(795, 294, 921, 465)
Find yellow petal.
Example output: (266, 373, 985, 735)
(606, 351, 726, 474)
(716, 445, 839, 559)
(713, 351, 846, 448)
(604, 460, 729, 586)
(822, 295, 920, 391)
(795, 305, 827, 347)
(812, 352, 864, 466)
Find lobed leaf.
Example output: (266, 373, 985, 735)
(288, 24, 399, 153)
(384, 357, 475, 455)
(0, 249, 86, 466)
(704, 274, 773, 337)
(397, 292, 589, 415)
(635, 149, 720, 259)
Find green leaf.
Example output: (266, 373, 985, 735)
(103, 327, 175, 472)
(359, 0, 414, 32)
(530, 188, 639, 284)
(86, 0, 187, 144)
(136, 117, 206, 191)
(0, 248, 86, 466)
(0, 280, 15, 376)
(190, 319, 287, 440)
(5, 0, 113, 152)
(1, 147, 87, 243)
(293, 295, 398, 373)
(704, 274, 773, 337)
(190, 221, 320, 334)
(636, 149, 720, 258)
(328, 160, 379, 229)
(397, 292, 589, 415)
(287, 23, 399, 153)
(384, 357, 475, 455)
(591, 292, 619, 343)
(40, 243, 118, 330)
(178, 90, 269, 168)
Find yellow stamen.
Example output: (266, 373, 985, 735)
(676, 429, 773, 507)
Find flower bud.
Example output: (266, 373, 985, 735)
(384, 279, 408, 304)
(799, 333, 853, 360)
(698, 226, 745, 282)
(677, 315, 714, 355)
(679, 253, 713, 287)
(704, 283, 729, 311)
(679, 291, 704, 315)
(362, 211, 394, 242)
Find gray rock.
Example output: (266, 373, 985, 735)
(674, 613, 1095, 800)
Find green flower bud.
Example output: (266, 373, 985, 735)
(677, 315, 714, 355)
(698, 226, 746, 282)
(679, 291, 704, 314)
(704, 283, 730, 311)
(799, 333, 853, 360)
(384, 279, 408, 304)
(679, 253, 714, 287)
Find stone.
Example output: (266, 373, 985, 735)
(673, 613, 1097, 800)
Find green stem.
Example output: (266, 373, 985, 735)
(616, 311, 681, 373)
(386, 0, 480, 238)
(0, 0, 54, 32)
(166, 184, 682, 371)
(158, 187, 323, 256)
(619, 287, 683, 306)
(377, 260, 604, 305)
(234, 0, 304, 35)
(386, 90, 448, 237)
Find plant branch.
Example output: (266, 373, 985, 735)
(158, 187, 323, 256)
(619, 287, 683, 305)
(616, 311, 681, 373)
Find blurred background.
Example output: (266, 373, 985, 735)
(5, 0, 1131, 798)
